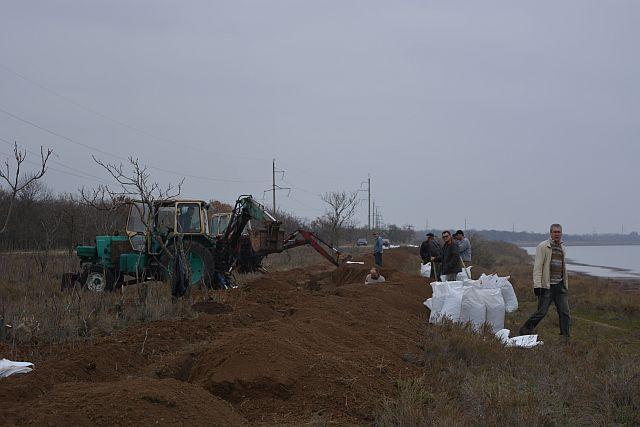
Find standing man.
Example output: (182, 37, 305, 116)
(432, 230, 461, 281)
(420, 233, 442, 278)
(519, 224, 571, 340)
(454, 230, 472, 265)
(373, 232, 383, 267)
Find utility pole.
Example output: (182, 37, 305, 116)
(368, 175, 371, 230)
(263, 158, 290, 212)
(372, 201, 375, 229)
(359, 175, 372, 229)
(272, 159, 276, 212)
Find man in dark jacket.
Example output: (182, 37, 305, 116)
(420, 233, 441, 278)
(432, 230, 462, 281)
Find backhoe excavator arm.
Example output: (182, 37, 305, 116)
(215, 195, 282, 272)
(282, 229, 349, 267)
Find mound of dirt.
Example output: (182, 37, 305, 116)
(1, 246, 431, 425)
(2, 378, 246, 426)
(192, 301, 232, 314)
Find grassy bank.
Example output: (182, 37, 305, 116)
(375, 237, 640, 425)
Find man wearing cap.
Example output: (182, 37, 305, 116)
(420, 233, 442, 278)
(454, 230, 472, 266)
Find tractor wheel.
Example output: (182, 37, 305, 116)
(81, 264, 115, 292)
(161, 241, 216, 289)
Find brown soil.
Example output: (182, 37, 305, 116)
(0, 247, 430, 425)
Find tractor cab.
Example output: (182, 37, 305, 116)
(125, 200, 210, 253)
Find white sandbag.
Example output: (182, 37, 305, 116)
(439, 281, 464, 321)
(479, 273, 500, 288)
(427, 282, 448, 323)
(420, 262, 431, 278)
(456, 266, 472, 281)
(460, 285, 486, 330)
(498, 276, 518, 313)
(495, 329, 543, 348)
(0, 359, 34, 378)
(483, 287, 506, 333)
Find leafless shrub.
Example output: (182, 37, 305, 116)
(0, 142, 52, 235)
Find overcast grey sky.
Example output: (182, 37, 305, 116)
(1, 1, 638, 234)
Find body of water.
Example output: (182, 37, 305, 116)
(521, 244, 640, 279)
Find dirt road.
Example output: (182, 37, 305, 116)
(0, 247, 429, 425)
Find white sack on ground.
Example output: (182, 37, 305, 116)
(495, 329, 543, 348)
(479, 273, 499, 287)
(426, 277, 514, 331)
(456, 266, 472, 280)
(498, 276, 518, 312)
(0, 359, 34, 378)
(484, 288, 506, 332)
(420, 262, 431, 278)
(439, 281, 464, 321)
(460, 285, 486, 330)
(428, 282, 449, 323)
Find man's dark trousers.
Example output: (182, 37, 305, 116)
(374, 252, 382, 267)
(431, 262, 442, 279)
(519, 281, 571, 336)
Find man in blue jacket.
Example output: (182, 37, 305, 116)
(454, 230, 472, 265)
(373, 232, 383, 267)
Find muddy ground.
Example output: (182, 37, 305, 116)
(0, 247, 429, 426)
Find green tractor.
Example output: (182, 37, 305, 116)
(68, 199, 216, 292)
(65, 196, 285, 294)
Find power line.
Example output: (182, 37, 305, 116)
(0, 136, 111, 184)
(0, 63, 266, 163)
(0, 148, 107, 185)
(0, 106, 270, 184)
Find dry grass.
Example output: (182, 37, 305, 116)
(0, 252, 195, 361)
(0, 245, 342, 361)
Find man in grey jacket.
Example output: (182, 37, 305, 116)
(519, 224, 571, 339)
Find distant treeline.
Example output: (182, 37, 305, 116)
(0, 186, 127, 252)
(0, 185, 416, 252)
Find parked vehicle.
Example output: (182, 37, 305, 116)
(356, 238, 368, 246)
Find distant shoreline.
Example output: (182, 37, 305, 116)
(517, 245, 640, 282)
(515, 241, 640, 247)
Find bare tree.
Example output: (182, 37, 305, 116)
(0, 142, 52, 235)
(80, 156, 182, 210)
(320, 190, 359, 246)
(79, 156, 183, 255)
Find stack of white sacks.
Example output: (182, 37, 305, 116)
(423, 271, 518, 333)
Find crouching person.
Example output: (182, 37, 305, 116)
(365, 268, 386, 284)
